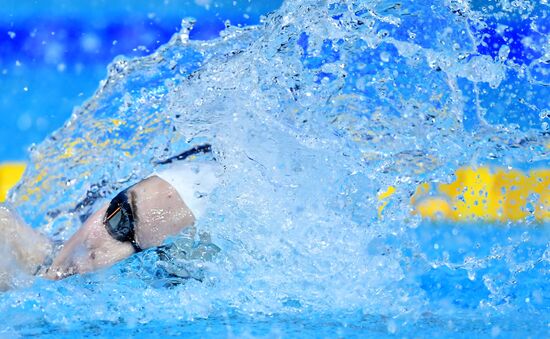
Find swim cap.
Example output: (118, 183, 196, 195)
(154, 161, 218, 219)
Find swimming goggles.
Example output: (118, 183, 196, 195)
(104, 188, 142, 252)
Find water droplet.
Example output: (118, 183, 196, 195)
(468, 270, 476, 281)
(17, 114, 32, 131)
(387, 319, 397, 334)
(194, 0, 211, 9)
(498, 45, 510, 61)
(491, 325, 501, 337)
(380, 51, 390, 63)
(377, 29, 389, 39)
(180, 18, 196, 44)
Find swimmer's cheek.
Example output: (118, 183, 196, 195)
(81, 240, 135, 272)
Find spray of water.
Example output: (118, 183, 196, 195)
(1, 0, 548, 333)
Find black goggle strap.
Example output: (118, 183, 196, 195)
(155, 143, 212, 165)
(104, 190, 142, 253)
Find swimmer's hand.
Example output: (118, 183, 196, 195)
(45, 205, 135, 280)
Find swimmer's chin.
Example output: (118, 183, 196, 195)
(44, 205, 135, 280)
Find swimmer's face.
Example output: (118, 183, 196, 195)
(45, 176, 195, 280)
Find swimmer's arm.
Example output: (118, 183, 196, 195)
(0, 206, 53, 290)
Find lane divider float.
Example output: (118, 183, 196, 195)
(2, 162, 549, 222)
(0, 162, 26, 202)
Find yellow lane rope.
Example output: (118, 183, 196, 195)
(411, 167, 550, 222)
(0, 162, 26, 202)
(2, 162, 549, 222)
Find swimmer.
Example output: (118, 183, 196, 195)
(0, 144, 218, 289)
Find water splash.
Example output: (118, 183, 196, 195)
(1, 0, 549, 335)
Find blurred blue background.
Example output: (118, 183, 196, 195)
(0, 0, 282, 161)
(1, 0, 547, 162)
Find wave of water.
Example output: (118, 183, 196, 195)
(2, 0, 549, 335)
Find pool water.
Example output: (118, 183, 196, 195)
(1, 0, 549, 337)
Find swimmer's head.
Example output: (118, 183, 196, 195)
(45, 176, 195, 279)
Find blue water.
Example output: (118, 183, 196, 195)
(0, 0, 282, 160)
(2, 0, 550, 337)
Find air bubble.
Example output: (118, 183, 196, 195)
(498, 45, 510, 61)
